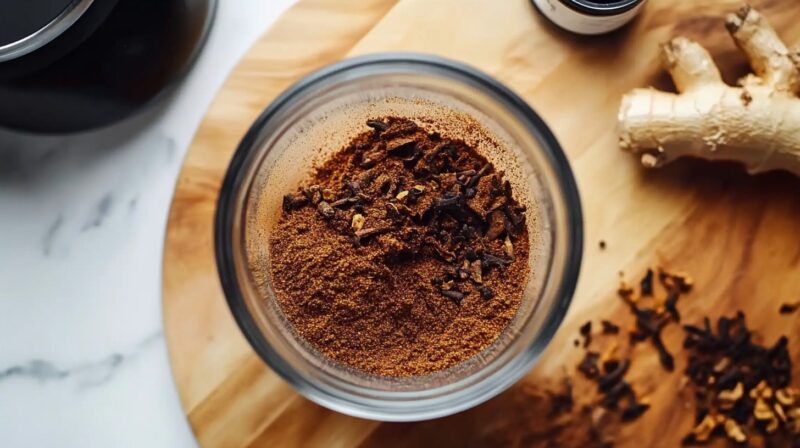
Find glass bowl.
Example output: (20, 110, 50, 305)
(215, 53, 582, 421)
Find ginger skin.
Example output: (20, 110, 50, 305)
(618, 5, 800, 175)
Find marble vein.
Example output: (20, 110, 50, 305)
(42, 213, 64, 256)
(0, 331, 163, 390)
(81, 193, 114, 232)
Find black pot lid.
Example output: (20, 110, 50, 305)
(0, 0, 94, 62)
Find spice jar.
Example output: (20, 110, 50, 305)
(532, 0, 646, 35)
(0, 0, 216, 133)
(216, 54, 583, 421)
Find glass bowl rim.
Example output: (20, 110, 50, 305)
(214, 52, 584, 421)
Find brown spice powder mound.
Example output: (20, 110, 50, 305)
(269, 117, 530, 377)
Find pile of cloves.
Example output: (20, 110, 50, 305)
(543, 265, 800, 446)
(681, 312, 799, 445)
(573, 268, 694, 422)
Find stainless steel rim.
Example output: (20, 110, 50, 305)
(0, 0, 94, 62)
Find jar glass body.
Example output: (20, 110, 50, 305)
(216, 54, 583, 421)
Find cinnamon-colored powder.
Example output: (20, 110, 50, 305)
(269, 117, 530, 376)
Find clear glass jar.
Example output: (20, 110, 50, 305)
(215, 54, 583, 421)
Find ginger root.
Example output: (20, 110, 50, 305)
(618, 5, 800, 175)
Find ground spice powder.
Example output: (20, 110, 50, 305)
(269, 117, 530, 377)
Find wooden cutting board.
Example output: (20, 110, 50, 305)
(162, 0, 800, 446)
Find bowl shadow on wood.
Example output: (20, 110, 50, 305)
(360, 378, 581, 447)
(634, 156, 800, 209)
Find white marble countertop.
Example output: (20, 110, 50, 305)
(0, 1, 294, 446)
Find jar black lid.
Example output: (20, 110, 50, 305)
(0, 0, 92, 62)
(563, 0, 643, 16)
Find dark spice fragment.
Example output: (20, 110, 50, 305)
(598, 359, 630, 392)
(640, 268, 654, 296)
(478, 285, 495, 300)
(482, 253, 511, 271)
(465, 164, 491, 189)
(485, 211, 505, 240)
(317, 201, 335, 219)
(621, 402, 650, 421)
(503, 205, 526, 237)
(602, 359, 620, 374)
(664, 290, 681, 322)
(779, 301, 800, 315)
(601, 380, 632, 409)
(282, 193, 308, 212)
(659, 269, 693, 293)
(359, 148, 387, 168)
(579, 351, 601, 378)
(330, 196, 361, 208)
(579, 321, 592, 348)
(353, 227, 388, 244)
(441, 289, 466, 304)
(599, 240, 606, 250)
(633, 307, 666, 338)
(381, 118, 418, 139)
(386, 137, 417, 158)
(651, 333, 675, 371)
(681, 433, 698, 445)
(366, 119, 388, 132)
(601, 320, 620, 335)
(549, 378, 575, 417)
(302, 185, 322, 204)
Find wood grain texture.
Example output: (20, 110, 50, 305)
(162, 0, 800, 446)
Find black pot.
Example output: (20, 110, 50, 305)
(0, 0, 217, 133)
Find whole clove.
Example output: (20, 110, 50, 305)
(385, 138, 417, 158)
(441, 289, 466, 304)
(549, 378, 575, 416)
(651, 332, 675, 371)
(779, 301, 800, 315)
(317, 201, 335, 219)
(601, 380, 632, 409)
(579, 321, 592, 348)
(578, 351, 601, 378)
(366, 119, 388, 132)
(353, 227, 388, 244)
(478, 285, 494, 299)
(601, 320, 620, 335)
(598, 359, 630, 392)
(330, 196, 360, 208)
(664, 290, 681, 322)
(621, 402, 650, 421)
(283, 193, 309, 212)
(640, 268, 654, 296)
(465, 164, 491, 189)
(482, 252, 511, 270)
